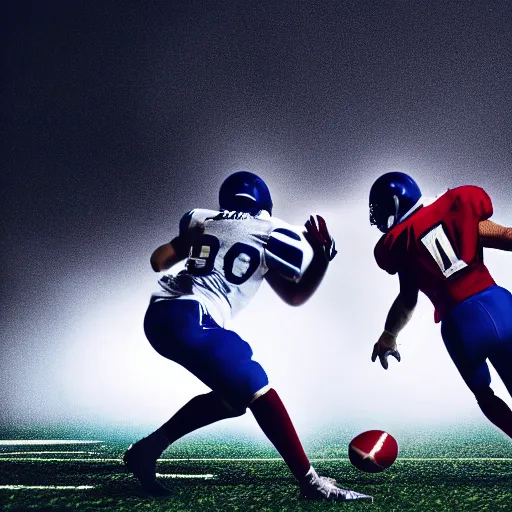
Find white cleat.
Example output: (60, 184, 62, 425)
(123, 441, 171, 497)
(300, 467, 373, 502)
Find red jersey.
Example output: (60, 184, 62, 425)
(374, 186, 495, 323)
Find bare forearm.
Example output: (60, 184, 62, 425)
(150, 242, 182, 272)
(292, 248, 329, 303)
(384, 294, 416, 336)
(479, 220, 512, 251)
(265, 247, 328, 306)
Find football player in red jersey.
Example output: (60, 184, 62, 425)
(369, 172, 512, 438)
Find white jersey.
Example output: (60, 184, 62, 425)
(152, 209, 299, 327)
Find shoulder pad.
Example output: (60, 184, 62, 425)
(179, 209, 220, 236)
(452, 186, 493, 220)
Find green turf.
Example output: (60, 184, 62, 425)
(0, 441, 511, 511)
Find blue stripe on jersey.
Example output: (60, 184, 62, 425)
(273, 228, 301, 241)
(265, 251, 301, 280)
(266, 236, 303, 269)
(195, 271, 232, 306)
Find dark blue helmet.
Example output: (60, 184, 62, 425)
(219, 171, 273, 215)
(369, 172, 422, 233)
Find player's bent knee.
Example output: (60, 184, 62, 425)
(474, 386, 495, 404)
(249, 384, 272, 404)
(243, 361, 269, 401)
(220, 362, 269, 410)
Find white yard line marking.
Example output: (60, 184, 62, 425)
(159, 458, 284, 462)
(0, 440, 102, 446)
(156, 457, 512, 462)
(0, 458, 121, 462)
(393, 457, 512, 461)
(0, 451, 98, 455)
(0, 456, 510, 463)
(0, 485, 95, 490)
(156, 473, 215, 479)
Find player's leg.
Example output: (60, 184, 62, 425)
(484, 286, 512, 397)
(490, 357, 512, 398)
(249, 387, 310, 479)
(146, 299, 249, 441)
(479, 286, 512, 437)
(441, 289, 512, 438)
(124, 300, 246, 495)
(123, 391, 244, 494)
(249, 387, 371, 501)
(131, 300, 315, 476)
(181, 319, 313, 479)
(473, 388, 512, 438)
(187, 325, 371, 501)
(135, 299, 371, 501)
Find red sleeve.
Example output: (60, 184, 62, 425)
(456, 186, 493, 221)
(374, 236, 398, 275)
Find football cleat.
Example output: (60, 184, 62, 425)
(299, 466, 373, 502)
(219, 171, 273, 215)
(123, 441, 172, 497)
(369, 172, 422, 233)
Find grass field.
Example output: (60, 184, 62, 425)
(1, 426, 511, 511)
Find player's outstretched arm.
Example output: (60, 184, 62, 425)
(479, 220, 512, 251)
(265, 215, 336, 306)
(372, 272, 418, 369)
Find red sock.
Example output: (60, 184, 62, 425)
(249, 388, 311, 480)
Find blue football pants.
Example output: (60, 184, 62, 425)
(143, 299, 269, 408)
(441, 285, 512, 397)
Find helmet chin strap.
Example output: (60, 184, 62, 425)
(386, 195, 400, 230)
(398, 196, 425, 223)
(387, 195, 427, 231)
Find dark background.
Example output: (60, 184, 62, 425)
(2, 0, 511, 430)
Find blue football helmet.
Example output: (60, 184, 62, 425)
(369, 172, 422, 233)
(219, 171, 273, 215)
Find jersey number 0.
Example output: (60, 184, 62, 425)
(187, 234, 261, 285)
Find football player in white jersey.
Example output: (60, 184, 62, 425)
(123, 171, 372, 502)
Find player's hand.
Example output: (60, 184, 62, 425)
(371, 330, 401, 370)
(304, 215, 338, 262)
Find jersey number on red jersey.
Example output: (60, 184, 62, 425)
(420, 224, 468, 278)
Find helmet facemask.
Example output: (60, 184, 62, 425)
(370, 194, 400, 234)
